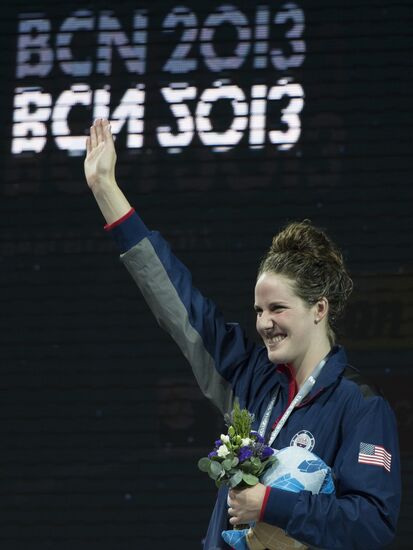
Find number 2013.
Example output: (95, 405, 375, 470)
(162, 3, 305, 73)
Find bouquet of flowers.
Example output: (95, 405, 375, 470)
(198, 400, 335, 550)
(198, 400, 276, 489)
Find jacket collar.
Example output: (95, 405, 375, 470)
(276, 345, 348, 405)
(317, 345, 347, 384)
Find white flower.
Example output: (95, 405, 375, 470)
(220, 434, 230, 444)
(217, 444, 230, 458)
(241, 437, 252, 447)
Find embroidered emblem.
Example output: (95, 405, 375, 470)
(290, 430, 315, 451)
(358, 442, 392, 472)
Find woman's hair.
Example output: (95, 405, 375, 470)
(258, 220, 353, 345)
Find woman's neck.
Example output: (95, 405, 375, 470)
(292, 341, 332, 389)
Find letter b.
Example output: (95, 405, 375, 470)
(16, 16, 53, 78)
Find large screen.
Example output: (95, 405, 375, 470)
(0, 1, 411, 549)
(12, 3, 305, 156)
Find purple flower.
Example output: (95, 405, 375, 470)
(215, 439, 223, 448)
(208, 450, 218, 459)
(260, 446, 274, 459)
(250, 431, 264, 444)
(238, 447, 253, 463)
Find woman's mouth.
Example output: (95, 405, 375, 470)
(266, 334, 287, 348)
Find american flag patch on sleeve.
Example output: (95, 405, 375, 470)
(358, 442, 392, 472)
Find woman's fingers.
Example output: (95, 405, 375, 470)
(90, 124, 97, 149)
(104, 121, 113, 142)
(229, 515, 240, 525)
(88, 119, 111, 153)
(228, 502, 240, 518)
(96, 118, 104, 144)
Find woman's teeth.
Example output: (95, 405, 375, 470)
(268, 335, 286, 344)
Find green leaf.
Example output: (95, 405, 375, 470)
(229, 470, 243, 488)
(240, 460, 254, 473)
(231, 457, 239, 468)
(250, 457, 261, 468)
(242, 473, 259, 486)
(260, 456, 276, 470)
(209, 461, 223, 478)
(222, 459, 233, 471)
(198, 458, 211, 472)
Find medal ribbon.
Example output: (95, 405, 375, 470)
(258, 351, 332, 447)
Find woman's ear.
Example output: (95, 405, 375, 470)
(314, 297, 329, 324)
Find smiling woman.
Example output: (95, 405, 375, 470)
(258, 221, 353, 344)
(254, 221, 353, 388)
(84, 118, 401, 550)
(254, 271, 330, 389)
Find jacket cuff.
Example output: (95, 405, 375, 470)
(260, 486, 301, 529)
(105, 210, 150, 253)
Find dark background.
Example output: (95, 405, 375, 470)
(0, 0, 412, 548)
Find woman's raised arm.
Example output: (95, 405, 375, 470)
(84, 118, 131, 224)
(83, 118, 261, 416)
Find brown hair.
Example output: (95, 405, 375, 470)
(258, 220, 353, 345)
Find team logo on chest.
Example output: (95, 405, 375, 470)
(290, 430, 315, 451)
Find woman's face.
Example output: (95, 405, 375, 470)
(254, 271, 321, 368)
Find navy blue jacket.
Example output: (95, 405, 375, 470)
(109, 211, 401, 549)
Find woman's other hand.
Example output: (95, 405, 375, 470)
(227, 483, 267, 525)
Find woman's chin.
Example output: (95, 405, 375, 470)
(266, 344, 289, 364)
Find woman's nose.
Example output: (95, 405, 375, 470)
(258, 311, 274, 330)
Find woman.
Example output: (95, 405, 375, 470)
(84, 119, 400, 549)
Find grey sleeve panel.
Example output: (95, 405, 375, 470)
(120, 238, 234, 415)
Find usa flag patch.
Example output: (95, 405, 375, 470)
(358, 442, 392, 472)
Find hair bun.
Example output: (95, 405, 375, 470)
(269, 220, 343, 268)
